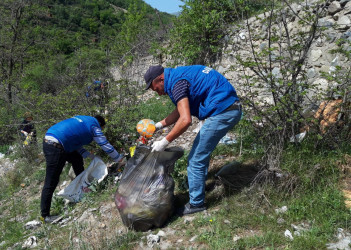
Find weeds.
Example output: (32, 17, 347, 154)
(172, 151, 189, 192)
(0, 93, 350, 249)
(0, 144, 9, 154)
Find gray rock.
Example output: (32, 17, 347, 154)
(326, 32, 339, 42)
(22, 236, 37, 249)
(291, 222, 311, 235)
(260, 42, 267, 51)
(313, 78, 329, 92)
(157, 230, 166, 237)
(310, 49, 323, 62)
(277, 218, 286, 224)
(189, 235, 198, 242)
(328, 1, 342, 15)
(184, 216, 195, 224)
(25, 220, 41, 230)
(318, 17, 335, 28)
(307, 68, 316, 79)
(77, 210, 96, 224)
(284, 229, 294, 240)
(337, 16, 351, 29)
(315, 37, 324, 47)
(290, 3, 301, 14)
(233, 235, 241, 242)
(344, 1, 351, 12)
(58, 216, 71, 226)
(239, 32, 246, 40)
(147, 234, 160, 247)
(99, 203, 114, 215)
(165, 228, 176, 235)
(331, 56, 339, 67)
(275, 206, 288, 214)
(326, 238, 351, 250)
(340, 0, 351, 6)
(272, 67, 281, 79)
(159, 240, 172, 249)
(341, 30, 351, 41)
(217, 65, 225, 74)
(337, 228, 350, 240)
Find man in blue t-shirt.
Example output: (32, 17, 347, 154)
(40, 115, 123, 223)
(144, 65, 242, 216)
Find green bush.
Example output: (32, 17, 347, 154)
(0, 144, 9, 154)
(172, 152, 189, 192)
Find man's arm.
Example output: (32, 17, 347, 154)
(159, 108, 180, 127)
(93, 127, 123, 162)
(165, 97, 192, 143)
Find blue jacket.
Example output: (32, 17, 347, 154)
(46, 116, 100, 152)
(164, 65, 239, 120)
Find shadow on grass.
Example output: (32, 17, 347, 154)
(214, 161, 259, 192)
(171, 161, 260, 215)
(205, 161, 260, 209)
(139, 162, 260, 230)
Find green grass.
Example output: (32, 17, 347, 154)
(137, 94, 175, 122)
(0, 144, 9, 154)
(0, 95, 350, 249)
(172, 179, 349, 249)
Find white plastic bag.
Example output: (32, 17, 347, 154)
(57, 157, 108, 202)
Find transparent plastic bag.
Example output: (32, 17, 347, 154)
(115, 145, 183, 231)
(58, 157, 107, 202)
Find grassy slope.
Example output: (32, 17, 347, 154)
(0, 96, 350, 249)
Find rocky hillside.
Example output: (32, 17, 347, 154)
(113, 0, 351, 105)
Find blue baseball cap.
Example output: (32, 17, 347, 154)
(144, 65, 164, 90)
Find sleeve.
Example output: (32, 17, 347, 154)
(172, 79, 190, 103)
(78, 147, 90, 158)
(92, 126, 123, 162)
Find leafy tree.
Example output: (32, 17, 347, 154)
(0, 0, 46, 143)
(168, 0, 236, 65)
(168, 0, 275, 65)
(0, 0, 174, 146)
(233, 0, 351, 171)
(113, 1, 148, 62)
(0, 0, 36, 105)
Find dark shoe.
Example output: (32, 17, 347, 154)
(40, 215, 62, 224)
(177, 202, 207, 216)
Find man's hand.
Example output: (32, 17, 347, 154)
(151, 137, 170, 152)
(117, 156, 127, 168)
(109, 155, 126, 170)
(155, 122, 163, 131)
(113, 154, 124, 163)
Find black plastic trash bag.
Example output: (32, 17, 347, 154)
(115, 145, 183, 231)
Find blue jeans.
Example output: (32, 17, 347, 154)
(187, 108, 242, 206)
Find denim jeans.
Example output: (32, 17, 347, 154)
(40, 142, 84, 217)
(187, 108, 242, 206)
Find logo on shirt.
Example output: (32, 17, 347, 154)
(202, 67, 212, 74)
(73, 117, 83, 122)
